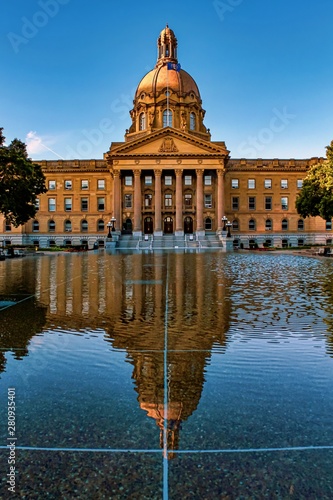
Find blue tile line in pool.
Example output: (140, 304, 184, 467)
(1, 445, 333, 453)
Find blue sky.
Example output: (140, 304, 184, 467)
(1, 0, 332, 160)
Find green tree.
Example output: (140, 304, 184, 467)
(296, 140, 333, 220)
(0, 128, 47, 226)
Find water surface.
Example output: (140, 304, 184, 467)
(0, 251, 333, 498)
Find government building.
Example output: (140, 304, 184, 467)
(1, 26, 329, 250)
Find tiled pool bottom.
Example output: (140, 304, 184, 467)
(1, 251, 333, 498)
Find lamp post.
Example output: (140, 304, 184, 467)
(107, 221, 112, 239)
(226, 221, 232, 238)
(221, 215, 228, 232)
(111, 216, 116, 232)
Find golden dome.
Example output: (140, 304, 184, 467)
(135, 64, 201, 99)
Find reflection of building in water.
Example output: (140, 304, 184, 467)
(0, 252, 231, 454)
(0, 258, 47, 373)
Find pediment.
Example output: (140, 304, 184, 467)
(108, 128, 228, 157)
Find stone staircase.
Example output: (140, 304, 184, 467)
(117, 233, 224, 250)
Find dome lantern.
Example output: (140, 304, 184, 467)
(157, 24, 178, 67)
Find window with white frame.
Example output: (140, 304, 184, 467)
(281, 197, 288, 210)
(165, 176, 172, 186)
(184, 194, 192, 207)
(204, 194, 212, 208)
(97, 179, 105, 190)
(125, 176, 133, 186)
(64, 198, 72, 211)
(81, 180, 89, 190)
(248, 179, 255, 189)
(48, 198, 56, 212)
(81, 198, 88, 211)
(248, 196, 256, 210)
(204, 175, 212, 186)
(48, 180, 56, 190)
(264, 179, 272, 189)
(125, 194, 132, 209)
(145, 194, 152, 207)
(184, 175, 192, 185)
(64, 180, 72, 190)
(281, 179, 288, 189)
(165, 193, 172, 207)
(145, 176, 153, 185)
(97, 197, 105, 211)
(231, 179, 239, 189)
(297, 179, 303, 189)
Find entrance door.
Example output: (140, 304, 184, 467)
(144, 217, 153, 234)
(184, 216, 193, 234)
(164, 216, 173, 234)
(122, 218, 133, 234)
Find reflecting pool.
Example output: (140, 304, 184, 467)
(1, 251, 333, 498)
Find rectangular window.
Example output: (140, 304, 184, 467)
(81, 198, 88, 211)
(97, 179, 105, 190)
(326, 220, 332, 231)
(248, 179, 255, 189)
(125, 194, 132, 208)
(35, 198, 40, 209)
(48, 180, 56, 190)
(184, 175, 192, 185)
(297, 179, 303, 189)
(184, 194, 192, 207)
(81, 180, 89, 190)
(64, 180, 72, 190)
(48, 198, 56, 212)
(165, 176, 172, 186)
(145, 176, 153, 185)
(204, 194, 212, 208)
(145, 194, 152, 207)
(281, 179, 288, 189)
(125, 176, 133, 186)
(165, 194, 172, 207)
(265, 196, 272, 210)
(232, 197, 239, 210)
(231, 179, 239, 189)
(264, 179, 272, 189)
(97, 197, 105, 211)
(64, 198, 72, 211)
(249, 196, 256, 210)
(281, 197, 288, 210)
(204, 175, 212, 186)
(5, 220, 11, 232)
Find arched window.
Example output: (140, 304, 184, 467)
(265, 219, 272, 231)
(232, 219, 239, 231)
(32, 220, 39, 232)
(297, 219, 304, 230)
(81, 220, 88, 232)
(48, 220, 55, 232)
(97, 219, 105, 232)
(139, 113, 146, 131)
(282, 219, 288, 230)
(249, 219, 256, 230)
(163, 109, 172, 127)
(64, 220, 72, 232)
(205, 217, 212, 230)
(190, 112, 196, 130)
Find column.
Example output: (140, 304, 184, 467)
(175, 169, 183, 235)
(217, 169, 225, 231)
(113, 170, 121, 231)
(134, 170, 142, 235)
(196, 169, 204, 234)
(154, 170, 162, 236)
